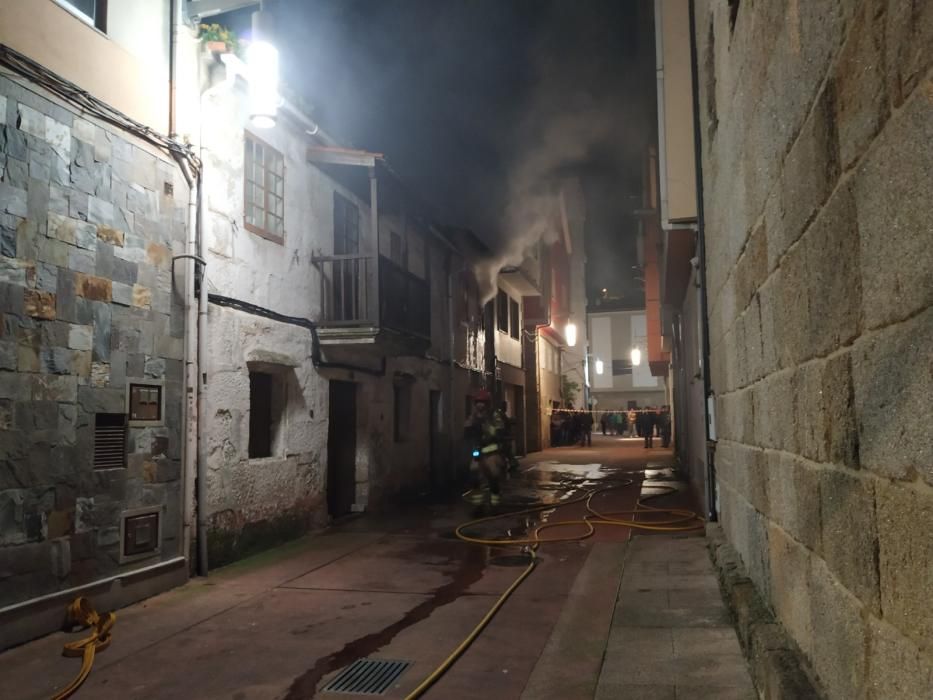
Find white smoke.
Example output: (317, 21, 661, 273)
(472, 1, 634, 304)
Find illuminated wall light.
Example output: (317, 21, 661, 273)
(630, 347, 641, 366)
(248, 9, 279, 128)
(565, 322, 577, 347)
(595, 359, 604, 375)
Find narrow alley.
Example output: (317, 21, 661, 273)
(2, 1, 932, 698)
(0, 437, 754, 699)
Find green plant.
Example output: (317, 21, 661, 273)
(562, 377, 580, 407)
(199, 24, 239, 54)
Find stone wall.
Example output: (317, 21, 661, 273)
(695, 1, 933, 697)
(0, 75, 188, 607)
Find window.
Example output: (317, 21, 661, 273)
(509, 299, 520, 339)
(94, 413, 126, 469)
(394, 383, 412, 442)
(390, 231, 406, 267)
(249, 371, 286, 458)
(333, 192, 360, 254)
(55, 0, 107, 32)
(332, 193, 361, 321)
(129, 383, 162, 422)
(497, 290, 509, 333)
(244, 134, 285, 242)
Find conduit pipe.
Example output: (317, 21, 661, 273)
(190, 50, 238, 578)
(688, 0, 717, 521)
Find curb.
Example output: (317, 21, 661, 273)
(706, 523, 824, 700)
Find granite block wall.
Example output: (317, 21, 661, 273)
(696, 1, 933, 697)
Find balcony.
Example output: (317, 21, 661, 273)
(312, 254, 430, 350)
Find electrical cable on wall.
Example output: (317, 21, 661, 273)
(0, 43, 200, 176)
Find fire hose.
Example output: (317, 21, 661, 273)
(50, 597, 116, 700)
(403, 473, 705, 699)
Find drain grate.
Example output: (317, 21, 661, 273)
(322, 658, 412, 695)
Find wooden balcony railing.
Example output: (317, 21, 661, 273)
(312, 254, 430, 339)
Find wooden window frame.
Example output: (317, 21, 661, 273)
(509, 298, 520, 340)
(244, 132, 285, 244)
(496, 290, 509, 333)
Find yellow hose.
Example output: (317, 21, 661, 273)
(50, 597, 115, 700)
(404, 474, 704, 698)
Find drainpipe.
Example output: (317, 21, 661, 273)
(447, 254, 457, 483)
(175, 163, 200, 567)
(654, 0, 671, 232)
(168, 0, 199, 569)
(189, 54, 237, 578)
(369, 167, 380, 324)
(196, 173, 209, 575)
(688, 0, 717, 522)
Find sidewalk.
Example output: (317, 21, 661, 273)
(0, 437, 754, 699)
(595, 536, 755, 699)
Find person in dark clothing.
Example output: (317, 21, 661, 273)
(600, 413, 608, 435)
(580, 408, 594, 447)
(640, 409, 656, 448)
(659, 405, 672, 448)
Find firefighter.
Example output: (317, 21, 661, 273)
(464, 389, 506, 507)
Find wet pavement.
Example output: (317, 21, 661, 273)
(0, 435, 751, 699)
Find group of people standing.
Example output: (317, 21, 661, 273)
(599, 406, 672, 449)
(549, 408, 595, 447)
(463, 389, 675, 510)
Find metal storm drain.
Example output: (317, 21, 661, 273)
(322, 658, 412, 695)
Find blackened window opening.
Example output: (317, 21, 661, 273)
(249, 372, 274, 458)
(497, 290, 509, 332)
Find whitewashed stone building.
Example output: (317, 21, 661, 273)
(196, 54, 487, 566)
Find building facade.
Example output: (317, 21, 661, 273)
(653, 0, 710, 513)
(0, 0, 193, 647)
(588, 309, 667, 411)
(194, 49, 487, 566)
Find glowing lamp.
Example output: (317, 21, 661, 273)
(595, 359, 604, 376)
(248, 10, 279, 128)
(565, 322, 577, 347)
(630, 347, 641, 366)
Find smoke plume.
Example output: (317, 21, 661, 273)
(474, 0, 648, 303)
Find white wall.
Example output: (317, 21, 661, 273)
(0, 0, 172, 131)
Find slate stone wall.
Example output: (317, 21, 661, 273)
(0, 76, 188, 607)
(695, 2, 933, 697)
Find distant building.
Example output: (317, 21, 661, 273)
(587, 310, 667, 411)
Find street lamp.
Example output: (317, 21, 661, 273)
(565, 322, 577, 347)
(247, 6, 279, 128)
(595, 358, 604, 375)
(630, 347, 641, 367)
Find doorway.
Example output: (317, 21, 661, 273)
(328, 381, 357, 517)
(514, 385, 526, 455)
(429, 390, 445, 490)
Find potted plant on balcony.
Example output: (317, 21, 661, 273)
(199, 24, 239, 55)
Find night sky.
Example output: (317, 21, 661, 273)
(227, 0, 656, 306)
